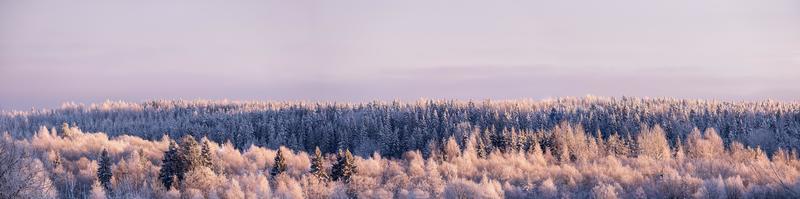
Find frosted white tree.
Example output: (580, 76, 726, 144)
(0, 134, 57, 198)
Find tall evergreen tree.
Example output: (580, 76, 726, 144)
(331, 149, 357, 183)
(491, 130, 508, 152)
(310, 146, 328, 181)
(271, 147, 288, 177)
(331, 149, 344, 181)
(97, 148, 113, 193)
(200, 137, 214, 169)
(180, 135, 202, 174)
(476, 138, 487, 158)
(158, 140, 181, 190)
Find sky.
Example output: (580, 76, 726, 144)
(1, 0, 799, 110)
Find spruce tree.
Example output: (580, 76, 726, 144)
(491, 130, 507, 153)
(331, 149, 344, 181)
(158, 140, 181, 190)
(271, 147, 287, 177)
(343, 149, 357, 183)
(97, 148, 113, 193)
(200, 137, 214, 169)
(180, 135, 201, 173)
(332, 149, 357, 183)
(310, 146, 328, 181)
(476, 137, 487, 158)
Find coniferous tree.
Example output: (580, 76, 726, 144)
(271, 147, 287, 177)
(200, 137, 214, 169)
(344, 149, 357, 181)
(180, 135, 201, 175)
(476, 138, 487, 158)
(97, 148, 113, 193)
(624, 133, 637, 157)
(491, 130, 507, 152)
(6, 98, 800, 158)
(310, 146, 329, 181)
(331, 149, 357, 183)
(331, 149, 344, 181)
(158, 140, 181, 190)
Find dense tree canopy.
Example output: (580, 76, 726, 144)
(2, 98, 800, 198)
(3, 122, 800, 198)
(1, 97, 799, 157)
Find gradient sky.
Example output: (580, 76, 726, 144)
(1, 0, 799, 110)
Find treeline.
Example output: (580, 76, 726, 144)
(1, 97, 799, 157)
(2, 123, 800, 198)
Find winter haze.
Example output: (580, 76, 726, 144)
(2, 0, 799, 110)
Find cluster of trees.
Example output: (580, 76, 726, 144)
(2, 122, 800, 198)
(155, 135, 357, 193)
(1, 97, 799, 157)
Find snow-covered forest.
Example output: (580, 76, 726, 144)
(2, 97, 800, 156)
(1, 97, 800, 198)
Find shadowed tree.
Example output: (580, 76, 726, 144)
(97, 148, 113, 194)
(158, 140, 181, 190)
(271, 147, 287, 177)
(476, 138, 488, 159)
(200, 137, 214, 169)
(331, 149, 357, 183)
(310, 146, 329, 181)
(180, 135, 202, 174)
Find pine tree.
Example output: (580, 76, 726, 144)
(97, 148, 113, 193)
(331, 149, 357, 183)
(310, 146, 329, 181)
(271, 147, 288, 177)
(158, 140, 181, 190)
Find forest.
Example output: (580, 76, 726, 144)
(2, 97, 799, 157)
(1, 97, 800, 198)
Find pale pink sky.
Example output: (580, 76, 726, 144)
(1, 0, 799, 110)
